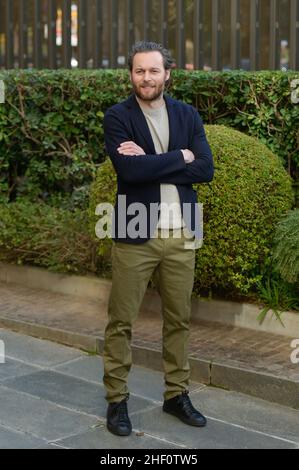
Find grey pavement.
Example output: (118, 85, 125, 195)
(1, 280, 298, 410)
(0, 328, 298, 449)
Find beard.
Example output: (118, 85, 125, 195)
(132, 81, 166, 102)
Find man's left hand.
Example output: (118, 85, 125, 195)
(118, 142, 146, 156)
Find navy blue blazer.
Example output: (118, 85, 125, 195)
(103, 93, 214, 243)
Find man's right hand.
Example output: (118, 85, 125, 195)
(118, 141, 146, 156)
(181, 149, 195, 164)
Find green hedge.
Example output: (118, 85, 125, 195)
(272, 209, 299, 285)
(89, 125, 294, 298)
(0, 199, 101, 274)
(0, 126, 294, 299)
(0, 69, 298, 208)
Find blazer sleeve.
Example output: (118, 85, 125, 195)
(157, 110, 214, 185)
(103, 108, 187, 184)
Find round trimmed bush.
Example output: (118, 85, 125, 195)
(89, 125, 294, 297)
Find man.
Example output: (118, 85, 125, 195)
(102, 41, 214, 437)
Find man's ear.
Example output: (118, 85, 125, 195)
(165, 70, 171, 88)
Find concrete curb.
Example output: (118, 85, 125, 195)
(0, 262, 298, 337)
(0, 315, 298, 409)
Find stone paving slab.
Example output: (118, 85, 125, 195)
(57, 425, 182, 450)
(2, 370, 155, 418)
(52, 355, 205, 403)
(35, 443, 68, 449)
(190, 387, 299, 444)
(0, 281, 298, 410)
(0, 330, 298, 449)
(0, 424, 46, 449)
(0, 385, 98, 442)
(129, 405, 296, 449)
(0, 328, 85, 367)
(0, 358, 39, 383)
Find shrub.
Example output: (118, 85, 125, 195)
(272, 209, 299, 285)
(0, 69, 298, 207)
(0, 199, 101, 274)
(171, 70, 299, 181)
(89, 125, 294, 297)
(256, 275, 299, 325)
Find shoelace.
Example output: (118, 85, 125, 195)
(116, 400, 129, 423)
(180, 391, 197, 415)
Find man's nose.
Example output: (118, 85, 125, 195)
(144, 71, 151, 81)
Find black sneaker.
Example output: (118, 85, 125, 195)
(163, 391, 207, 427)
(107, 398, 132, 436)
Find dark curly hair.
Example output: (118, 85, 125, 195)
(128, 41, 174, 71)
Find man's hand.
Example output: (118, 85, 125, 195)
(181, 149, 195, 164)
(118, 141, 146, 156)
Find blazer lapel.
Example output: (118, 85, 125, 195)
(164, 94, 177, 152)
(125, 94, 156, 154)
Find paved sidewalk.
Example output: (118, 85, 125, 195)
(0, 329, 298, 449)
(0, 281, 298, 409)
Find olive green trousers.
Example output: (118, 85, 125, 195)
(103, 228, 196, 403)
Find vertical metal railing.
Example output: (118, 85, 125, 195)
(290, 0, 299, 70)
(176, 0, 185, 68)
(94, 0, 103, 68)
(19, 0, 27, 68)
(5, 0, 14, 68)
(78, 0, 87, 68)
(250, 0, 260, 71)
(48, 0, 57, 69)
(62, 0, 72, 68)
(34, 0, 43, 68)
(211, 0, 220, 70)
(194, 0, 204, 70)
(126, 0, 135, 54)
(1, 0, 298, 71)
(160, 0, 168, 47)
(269, 0, 280, 69)
(142, 0, 151, 41)
(110, 0, 118, 68)
(230, 0, 240, 69)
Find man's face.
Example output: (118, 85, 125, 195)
(130, 51, 171, 102)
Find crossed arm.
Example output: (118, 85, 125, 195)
(103, 108, 214, 185)
(118, 141, 196, 165)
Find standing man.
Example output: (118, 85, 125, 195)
(102, 42, 214, 437)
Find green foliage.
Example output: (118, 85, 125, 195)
(272, 209, 299, 284)
(0, 70, 298, 209)
(256, 276, 299, 326)
(193, 125, 294, 296)
(89, 126, 294, 297)
(170, 70, 299, 181)
(0, 69, 131, 206)
(88, 157, 117, 273)
(0, 199, 102, 275)
(0, 69, 297, 301)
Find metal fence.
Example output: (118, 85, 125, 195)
(0, 0, 298, 71)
